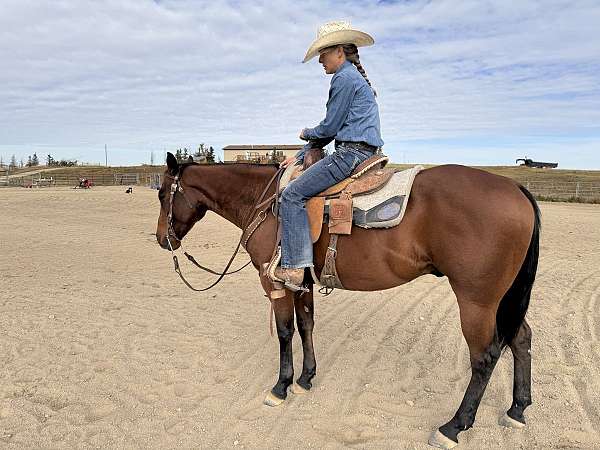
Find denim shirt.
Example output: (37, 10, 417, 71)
(297, 60, 384, 159)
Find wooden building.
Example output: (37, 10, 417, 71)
(222, 145, 303, 164)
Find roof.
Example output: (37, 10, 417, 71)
(223, 144, 304, 151)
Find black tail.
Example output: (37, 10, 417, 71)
(496, 185, 541, 348)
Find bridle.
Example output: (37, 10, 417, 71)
(163, 166, 284, 292)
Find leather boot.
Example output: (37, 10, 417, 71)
(273, 267, 304, 288)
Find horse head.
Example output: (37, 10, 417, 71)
(156, 152, 208, 250)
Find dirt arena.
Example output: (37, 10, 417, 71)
(1, 186, 599, 449)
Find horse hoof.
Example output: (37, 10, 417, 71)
(263, 391, 285, 407)
(290, 382, 309, 395)
(428, 430, 458, 449)
(499, 412, 525, 429)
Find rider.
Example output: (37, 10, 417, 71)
(274, 20, 384, 290)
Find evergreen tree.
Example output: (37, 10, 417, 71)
(175, 148, 183, 162)
(46, 154, 55, 166)
(27, 156, 32, 167)
(206, 146, 215, 163)
(32, 153, 39, 166)
(9, 154, 17, 168)
(20, 158, 24, 168)
(183, 148, 189, 160)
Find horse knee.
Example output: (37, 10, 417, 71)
(277, 325, 295, 341)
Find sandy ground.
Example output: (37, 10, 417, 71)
(1, 186, 599, 450)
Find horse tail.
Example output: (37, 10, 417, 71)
(496, 185, 541, 348)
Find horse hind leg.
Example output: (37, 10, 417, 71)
(292, 288, 316, 394)
(500, 319, 532, 428)
(429, 302, 502, 449)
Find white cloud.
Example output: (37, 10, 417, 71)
(0, 0, 599, 167)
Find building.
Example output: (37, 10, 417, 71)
(222, 145, 303, 164)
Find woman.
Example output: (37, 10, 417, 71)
(274, 20, 384, 291)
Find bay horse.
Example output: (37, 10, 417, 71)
(155, 152, 540, 449)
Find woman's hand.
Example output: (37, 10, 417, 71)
(280, 156, 297, 168)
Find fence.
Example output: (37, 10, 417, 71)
(2, 170, 600, 202)
(521, 180, 600, 202)
(5, 172, 160, 188)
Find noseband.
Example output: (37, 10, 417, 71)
(165, 173, 194, 247)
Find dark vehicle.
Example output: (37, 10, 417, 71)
(516, 157, 558, 169)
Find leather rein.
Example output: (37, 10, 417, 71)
(164, 166, 284, 292)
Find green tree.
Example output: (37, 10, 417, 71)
(183, 148, 189, 161)
(27, 156, 32, 167)
(32, 153, 39, 166)
(206, 146, 215, 163)
(175, 148, 183, 162)
(9, 154, 17, 168)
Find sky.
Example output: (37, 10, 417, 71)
(1, 0, 599, 168)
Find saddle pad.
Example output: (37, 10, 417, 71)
(325, 165, 424, 228)
(279, 162, 302, 193)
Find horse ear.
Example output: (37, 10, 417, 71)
(166, 152, 178, 175)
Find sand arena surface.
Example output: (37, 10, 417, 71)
(1, 186, 599, 449)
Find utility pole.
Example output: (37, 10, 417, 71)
(105, 144, 108, 167)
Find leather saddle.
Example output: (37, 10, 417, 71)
(280, 154, 393, 242)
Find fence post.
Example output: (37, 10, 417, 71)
(575, 182, 579, 198)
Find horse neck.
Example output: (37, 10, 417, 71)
(186, 164, 278, 229)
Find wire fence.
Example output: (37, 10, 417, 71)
(521, 180, 600, 202)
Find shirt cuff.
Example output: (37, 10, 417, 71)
(302, 127, 317, 140)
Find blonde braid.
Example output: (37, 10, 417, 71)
(342, 44, 377, 97)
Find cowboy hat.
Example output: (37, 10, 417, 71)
(303, 20, 374, 63)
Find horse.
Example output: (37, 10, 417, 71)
(155, 151, 540, 449)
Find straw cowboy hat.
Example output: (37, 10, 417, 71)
(302, 20, 374, 63)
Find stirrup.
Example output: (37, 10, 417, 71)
(267, 248, 308, 293)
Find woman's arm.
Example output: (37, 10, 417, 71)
(302, 73, 354, 140)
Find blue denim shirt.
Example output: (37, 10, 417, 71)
(298, 60, 384, 159)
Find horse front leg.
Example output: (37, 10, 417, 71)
(264, 292, 295, 406)
(291, 288, 316, 394)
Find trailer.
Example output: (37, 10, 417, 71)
(516, 157, 558, 169)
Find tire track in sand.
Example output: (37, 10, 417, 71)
(557, 270, 600, 438)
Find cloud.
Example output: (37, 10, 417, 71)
(0, 0, 599, 167)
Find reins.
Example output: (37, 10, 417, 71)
(164, 166, 284, 292)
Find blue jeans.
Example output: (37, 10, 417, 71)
(280, 143, 373, 268)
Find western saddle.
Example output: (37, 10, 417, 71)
(279, 153, 392, 241)
(267, 153, 394, 295)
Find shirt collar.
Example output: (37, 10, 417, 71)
(336, 60, 352, 74)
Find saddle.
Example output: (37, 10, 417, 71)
(280, 154, 392, 241)
(272, 152, 423, 294)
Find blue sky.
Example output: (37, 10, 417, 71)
(1, 0, 599, 168)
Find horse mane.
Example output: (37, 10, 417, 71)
(178, 161, 279, 175)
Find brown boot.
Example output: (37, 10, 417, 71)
(273, 267, 304, 289)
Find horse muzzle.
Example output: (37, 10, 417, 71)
(157, 233, 181, 250)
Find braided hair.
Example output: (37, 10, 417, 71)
(342, 43, 377, 97)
